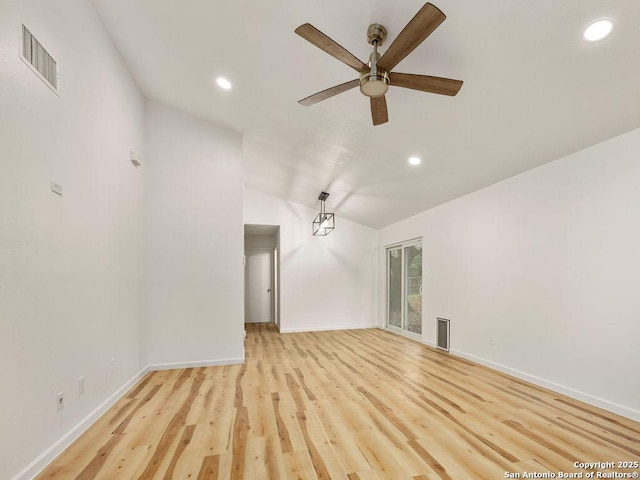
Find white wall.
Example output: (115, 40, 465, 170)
(0, 1, 146, 479)
(379, 128, 640, 421)
(145, 101, 244, 367)
(244, 188, 379, 332)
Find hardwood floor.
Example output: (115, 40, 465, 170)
(36, 324, 640, 479)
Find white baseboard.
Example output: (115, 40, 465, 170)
(449, 348, 640, 422)
(421, 338, 437, 348)
(148, 357, 244, 371)
(11, 367, 149, 480)
(280, 324, 378, 333)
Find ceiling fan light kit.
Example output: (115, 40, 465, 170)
(360, 68, 389, 97)
(295, 2, 463, 126)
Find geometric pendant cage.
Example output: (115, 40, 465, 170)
(312, 192, 335, 236)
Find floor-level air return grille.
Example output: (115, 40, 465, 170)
(436, 318, 450, 351)
(21, 25, 58, 92)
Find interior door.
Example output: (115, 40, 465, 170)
(387, 240, 422, 336)
(245, 249, 272, 323)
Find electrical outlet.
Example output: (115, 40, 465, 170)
(56, 392, 64, 411)
(50, 180, 63, 196)
(78, 376, 85, 395)
(110, 358, 115, 372)
(490, 335, 495, 346)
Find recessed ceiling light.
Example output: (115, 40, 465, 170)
(408, 156, 421, 166)
(216, 77, 232, 90)
(583, 19, 614, 42)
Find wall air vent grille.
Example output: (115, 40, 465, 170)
(436, 318, 450, 351)
(21, 24, 58, 92)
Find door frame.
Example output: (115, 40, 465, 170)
(244, 224, 281, 330)
(385, 238, 423, 340)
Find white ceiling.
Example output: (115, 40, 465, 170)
(91, 0, 640, 229)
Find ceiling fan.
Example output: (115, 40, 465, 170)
(295, 2, 463, 126)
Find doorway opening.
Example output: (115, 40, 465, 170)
(244, 224, 280, 330)
(386, 238, 423, 339)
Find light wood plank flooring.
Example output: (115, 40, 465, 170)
(36, 324, 640, 479)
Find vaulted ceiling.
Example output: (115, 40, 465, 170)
(91, 0, 640, 228)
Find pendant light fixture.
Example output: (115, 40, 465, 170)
(312, 192, 335, 236)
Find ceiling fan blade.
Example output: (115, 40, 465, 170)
(378, 3, 446, 71)
(389, 72, 463, 96)
(298, 79, 360, 106)
(295, 23, 367, 72)
(370, 96, 388, 126)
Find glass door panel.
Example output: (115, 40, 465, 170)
(404, 244, 422, 335)
(388, 248, 403, 329)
